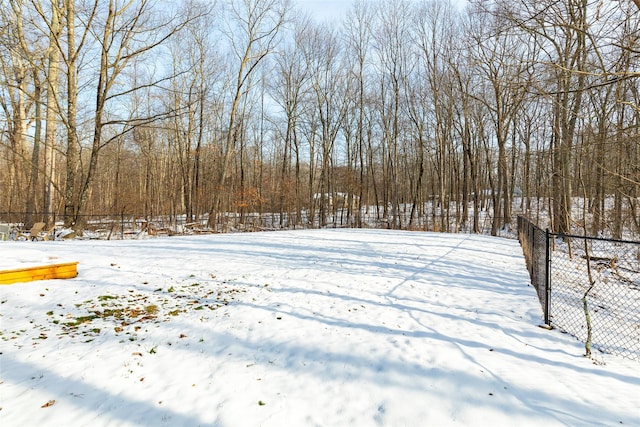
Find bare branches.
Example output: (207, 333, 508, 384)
(0, 0, 638, 238)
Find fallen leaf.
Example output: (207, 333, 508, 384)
(41, 400, 55, 408)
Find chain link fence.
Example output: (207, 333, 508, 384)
(517, 216, 550, 324)
(518, 216, 640, 361)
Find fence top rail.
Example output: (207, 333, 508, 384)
(518, 216, 640, 245)
(550, 232, 640, 246)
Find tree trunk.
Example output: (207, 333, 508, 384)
(44, 0, 62, 228)
(64, 0, 79, 227)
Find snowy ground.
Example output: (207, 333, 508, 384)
(0, 229, 638, 426)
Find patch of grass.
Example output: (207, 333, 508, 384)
(64, 315, 99, 328)
(145, 305, 158, 315)
(101, 308, 125, 319)
(42, 277, 245, 340)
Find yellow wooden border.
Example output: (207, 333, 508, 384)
(0, 262, 79, 285)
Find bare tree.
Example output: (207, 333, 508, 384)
(466, 2, 531, 234)
(0, 1, 43, 217)
(66, 0, 193, 230)
(166, 0, 218, 222)
(270, 14, 312, 226)
(343, 0, 375, 227)
(208, 0, 290, 227)
(300, 22, 349, 226)
(505, 0, 591, 234)
(42, 0, 62, 227)
(373, 0, 412, 229)
(61, 0, 98, 227)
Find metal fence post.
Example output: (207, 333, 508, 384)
(544, 228, 551, 326)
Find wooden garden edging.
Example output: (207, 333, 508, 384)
(0, 262, 79, 285)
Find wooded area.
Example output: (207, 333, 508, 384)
(1, 0, 639, 238)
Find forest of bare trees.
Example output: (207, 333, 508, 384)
(1, 0, 639, 238)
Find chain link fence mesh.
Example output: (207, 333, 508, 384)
(518, 216, 640, 361)
(549, 235, 640, 360)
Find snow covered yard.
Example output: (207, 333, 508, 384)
(0, 229, 638, 426)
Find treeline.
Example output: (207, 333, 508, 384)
(1, 0, 639, 238)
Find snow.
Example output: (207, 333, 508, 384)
(0, 229, 638, 426)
